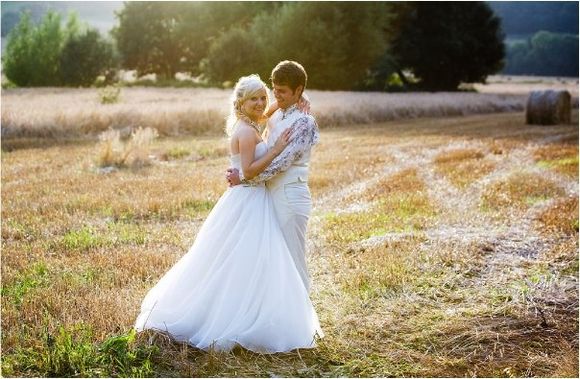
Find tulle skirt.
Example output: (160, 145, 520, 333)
(134, 184, 323, 353)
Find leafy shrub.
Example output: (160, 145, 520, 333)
(59, 29, 116, 87)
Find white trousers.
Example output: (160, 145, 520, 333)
(268, 179, 312, 291)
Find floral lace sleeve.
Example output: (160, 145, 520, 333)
(241, 116, 320, 185)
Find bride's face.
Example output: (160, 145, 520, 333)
(241, 89, 267, 122)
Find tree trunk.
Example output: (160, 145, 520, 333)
(396, 68, 410, 87)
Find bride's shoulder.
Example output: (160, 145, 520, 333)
(236, 121, 254, 133)
(236, 119, 252, 128)
(233, 122, 255, 140)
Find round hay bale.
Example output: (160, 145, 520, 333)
(526, 90, 571, 125)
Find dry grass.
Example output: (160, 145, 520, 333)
(338, 238, 422, 299)
(96, 126, 159, 168)
(434, 148, 496, 188)
(480, 172, 566, 211)
(1, 107, 578, 377)
(324, 168, 436, 244)
(1, 87, 530, 142)
(434, 148, 485, 163)
(1, 87, 228, 141)
(535, 196, 579, 236)
(357, 167, 427, 201)
(534, 143, 579, 178)
(470, 75, 579, 98)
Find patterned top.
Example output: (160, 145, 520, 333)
(241, 109, 320, 185)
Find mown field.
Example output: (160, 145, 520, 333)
(1, 85, 579, 377)
(0, 87, 534, 143)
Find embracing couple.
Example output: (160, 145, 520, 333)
(134, 61, 323, 353)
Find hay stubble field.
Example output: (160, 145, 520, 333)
(1, 84, 578, 377)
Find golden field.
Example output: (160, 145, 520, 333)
(471, 75, 579, 97)
(1, 85, 579, 377)
(1, 87, 531, 142)
(2, 76, 577, 143)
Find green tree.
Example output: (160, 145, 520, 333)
(528, 31, 578, 76)
(112, 2, 276, 79)
(249, 2, 390, 90)
(3, 10, 64, 86)
(202, 26, 261, 84)
(177, 2, 276, 77)
(388, 2, 505, 91)
(503, 41, 529, 74)
(112, 2, 188, 80)
(503, 31, 579, 76)
(3, 10, 116, 87)
(59, 29, 116, 87)
(3, 11, 35, 86)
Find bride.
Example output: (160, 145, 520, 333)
(134, 74, 323, 353)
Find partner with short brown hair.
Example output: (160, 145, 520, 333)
(271, 60, 307, 97)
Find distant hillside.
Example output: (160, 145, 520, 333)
(488, 1, 579, 77)
(488, 1, 578, 36)
(1, 1, 122, 37)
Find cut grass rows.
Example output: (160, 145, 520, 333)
(325, 168, 436, 244)
(1, 110, 578, 377)
(434, 147, 497, 188)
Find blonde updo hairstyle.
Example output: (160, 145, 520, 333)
(225, 74, 269, 136)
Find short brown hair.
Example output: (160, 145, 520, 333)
(270, 60, 307, 95)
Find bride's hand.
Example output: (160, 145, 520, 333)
(272, 128, 292, 155)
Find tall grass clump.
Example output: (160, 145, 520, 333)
(0, 326, 157, 377)
(96, 127, 158, 169)
(98, 85, 121, 105)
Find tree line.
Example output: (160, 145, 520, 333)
(503, 31, 579, 77)
(3, 2, 506, 91)
(3, 11, 115, 87)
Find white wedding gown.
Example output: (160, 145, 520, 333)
(134, 142, 323, 353)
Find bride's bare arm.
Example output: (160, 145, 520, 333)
(238, 127, 291, 180)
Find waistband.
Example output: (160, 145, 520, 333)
(241, 182, 266, 188)
(266, 165, 309, 190)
